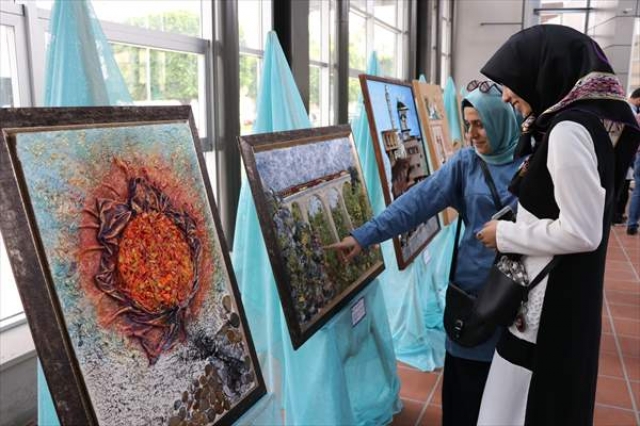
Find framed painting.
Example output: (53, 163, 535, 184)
(413, 80, 459, 225)
(238, 125, 384, 349)
(0, 106, 265, 426)
(359, 74, 441, 269)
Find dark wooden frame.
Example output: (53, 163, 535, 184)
(359, 74, 441, 269)
(238, 124, 384, 349)
(413, 80, 459, 225)
(0, 106, 266, 425)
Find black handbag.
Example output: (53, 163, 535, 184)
(443, 160, 559, 347)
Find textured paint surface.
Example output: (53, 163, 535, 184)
(15, 122, 258, 426)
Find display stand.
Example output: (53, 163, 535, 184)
(350, 55, 455, 372)
(230, 33, 401, 425)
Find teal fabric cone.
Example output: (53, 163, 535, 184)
(44, 0, 132, 106)
(232, 39, 400, 425)
(444, 77, 464, 148)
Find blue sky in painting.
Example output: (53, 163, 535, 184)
(365, 79, 423, 143)
(255, 136, 355, 193)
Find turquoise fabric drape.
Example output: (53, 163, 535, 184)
(38, 2, 280, 425)
(444, 76, 464, 148)
(352, 58, 456, 371)
(232, 33, 401, 425)
(44, 0, 132, 106)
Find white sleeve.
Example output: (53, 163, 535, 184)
(497, 121, 605, 256)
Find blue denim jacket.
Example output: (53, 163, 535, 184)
(352, 148, 524, 361)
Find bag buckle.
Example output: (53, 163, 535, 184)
(454, 319, 464, 338)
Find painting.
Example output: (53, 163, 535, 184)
(359, 74, 441, 269)
(238, 125, 384, 349)
(0, 107, 265, 426)
(413, 80, 460, 224)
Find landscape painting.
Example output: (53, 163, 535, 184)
(360, 75, 440, 269)
(413, 80, 459, 224)
(0, 107, 265, 426)
(238, 125, 384, 349)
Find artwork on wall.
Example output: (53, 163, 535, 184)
(359, 74, 441, 268)
(238, 125, 384, 349)
(413, 80, 460, 224)
(0, 107, 265, 426)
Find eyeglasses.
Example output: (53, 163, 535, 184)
(466, 80, 502, 94)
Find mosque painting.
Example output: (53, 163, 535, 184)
(360, 75, 440, 269)
(238, 125, 384, 349)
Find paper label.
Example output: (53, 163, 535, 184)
(351, 297, 366, 327)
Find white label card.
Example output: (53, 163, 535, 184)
(351, 297, 366, 327)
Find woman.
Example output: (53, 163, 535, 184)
(476, 25, 640, 425)
(328, 87, 523, 426)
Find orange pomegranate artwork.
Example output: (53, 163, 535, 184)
(81, 159, 204, 365)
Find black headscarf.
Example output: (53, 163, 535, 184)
(481, 25, 640, 192)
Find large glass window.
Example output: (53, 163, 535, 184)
(347, 0, 408, 121)
(630, 18, 640, 92)
(36, 0, 204, 37)
(440, 0, 453, 84)
(537, 0, 589, 33)
(309, 0, 336, 127)
(112, 44, 206, 137)
(0, 24, 22, 329)
(238, 0, 272, 135)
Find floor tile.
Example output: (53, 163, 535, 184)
(600, 351, 624, 378)
(623, 356, 640, 381)
(397, 361, 418, 371)
(614, 318, 640, 338)
(607, 291, 640, 306)
(610, 304, 640, 321)
(397, 368, 439, 402)
(601, 333, 618, 354)
(606, 268, 640, 282)
(631, 380, 640, 409)
(595, 376, 634, 409)
(430, 378, 442, 406)
(607, 280, 640, 294)
(417, 404, 442, 426)
(607, 260, 636, 271)
(391, 399, 424, 426)
(593, 404, 637, 426)
(619, 336, 640, 358)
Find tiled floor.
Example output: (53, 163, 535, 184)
(391, 227, 640, 426)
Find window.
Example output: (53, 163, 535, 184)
(347, 0, 409, 121)
(238, 0, 272, 135)
(36, 0, 204, 37)
(0, 22, 23, 329)
(537, 0, 590, 33)
(439, 0, 453, 85)
(1, 0, 213, 328)
(629, 18, 640, 92)
(309, 0, 336, 127)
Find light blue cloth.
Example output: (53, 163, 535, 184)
(462, 88, 520, 165)
(44, 0, 132, 106)
(38, 3, 279, 425)
(350, 56, 449, 371)
(443, 77, 464, 148)
(232, 33, 401, 425)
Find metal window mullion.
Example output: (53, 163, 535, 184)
(23, 2, 45, 106)
(1, 12, 32, 107)
(336, 0, 349, 124)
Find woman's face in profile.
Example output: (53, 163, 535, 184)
(502, 86, 532, 117)
(463, 107, 492, 155)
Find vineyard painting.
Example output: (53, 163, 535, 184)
(0, 107, 265, 426)
(239, 125, 384, 349)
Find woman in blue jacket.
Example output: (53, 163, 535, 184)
(328, 85, 523, 426)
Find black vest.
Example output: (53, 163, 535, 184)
(519, 109, 614, 425)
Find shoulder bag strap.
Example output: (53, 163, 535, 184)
(449, 216, 463, 282)
(525, 257, 561, 297)
(478, 159, 503, 211)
